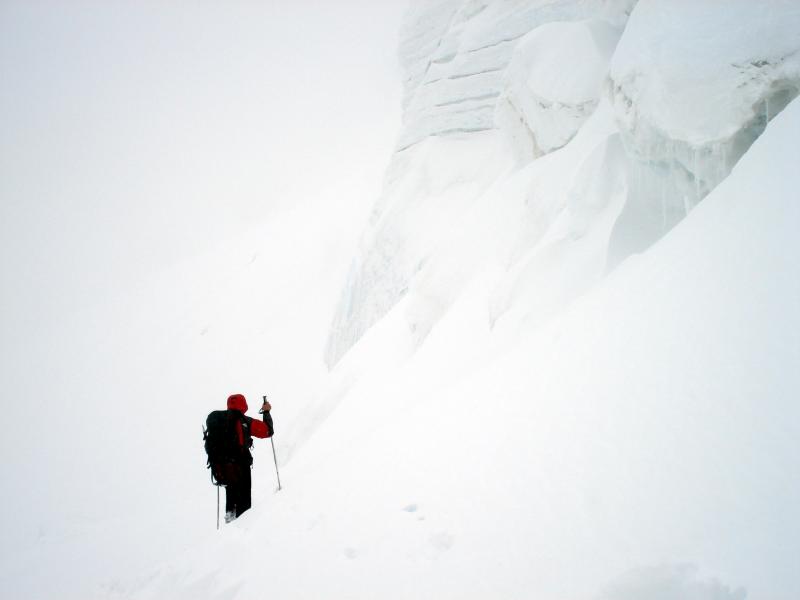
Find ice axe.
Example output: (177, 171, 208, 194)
(261, 395, 282, 491)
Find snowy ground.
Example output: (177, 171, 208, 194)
(103, 95, 798, 600)
(2, 1, 799, 599)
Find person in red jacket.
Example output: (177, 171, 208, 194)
(222, 393, 274, 522)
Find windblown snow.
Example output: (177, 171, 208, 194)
(2, 1, 799, 599)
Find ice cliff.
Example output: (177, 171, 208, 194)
(325, 0, 800, 368)
(607, 0, 800, 264)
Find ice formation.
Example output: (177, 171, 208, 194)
(326, 0, 637, 367)
(326, 0, 800, 368)
(497, 18, 623, 160)
(8, 2, 800, 599)
(607, 0, 800, 264)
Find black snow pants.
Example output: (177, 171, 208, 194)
(225, 463, 252, 519)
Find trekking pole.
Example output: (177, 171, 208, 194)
(262, 395, 282, 491)
(271, 437, 282, 491)
(206, 422, 220, 530)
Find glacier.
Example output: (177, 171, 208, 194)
(325, 0, 800, 368)
(3, 1, 800, 599)
(112, 92, 800, 600)
(607, 0, 800, 264)
(325, 0, 640, 367)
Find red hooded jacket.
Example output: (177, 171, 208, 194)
(227, 394, 272, 446)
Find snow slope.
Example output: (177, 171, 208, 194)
(3, 1, 799, 599)
(0, 203, 372, 600)
(118, 89, 800, 600)
(0, 2, 402, 597)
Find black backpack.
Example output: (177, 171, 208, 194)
(203, 410, 253, 485)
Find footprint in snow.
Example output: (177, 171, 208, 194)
(343, 547, 358, 560)
(403, 503, 418, 513)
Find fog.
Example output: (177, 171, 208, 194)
(0, 0, 405, 558)
(1, 0, 405, 328)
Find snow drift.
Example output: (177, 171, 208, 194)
(118, 78, 800, 600)
(125, 1, 800, 598)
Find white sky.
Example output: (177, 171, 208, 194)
(0, 0, 406, 329)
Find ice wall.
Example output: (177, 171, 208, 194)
(496, 17, 623, 161)
(326, 0, 800, 369)
(607, 0, 800, 265)
(325, 0, 636, 367)
(397, 0, 634, 152)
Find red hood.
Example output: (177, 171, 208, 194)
(227, 393, 248, 413)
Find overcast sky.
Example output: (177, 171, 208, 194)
(0, 0, 406, 329)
